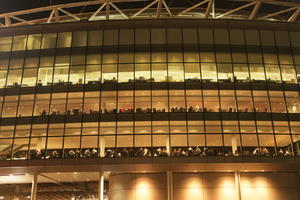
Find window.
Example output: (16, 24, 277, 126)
(118, 91, 133, 111)
(217, 63, 233, 82)
(22, 68, 38, 87)
(41, 33, 57, 49)
(57, 32, 72, 48)
(230, 29, 244, 45)
(269, 91, 286, 113)
(50, 93, 67, 115)
(260, 31, 275, 46)
(88, 30, 102, 46)
(203, 90, 219, 112)
(253, 91, 270, 112)
(290, 32, 300, 47)
(101, 91, 117, 112)
(275, 31, 290, 47)
(103, 29, 118, 46)
(151, 28, 166, 44)
(27, 34, 42, 50)
(0, 36, 12, 51)
(84, 92, 100, 114)
(167, 28, 182, 44)
(152, 63, 167, 82)
(265, 64, 281, 83)
(38, 67, 53, 86)
(34, 94, 50, 116)
(245, 30, 260, 46)
(119, 29, 134, 45)
(214, 29, 229, 44)
(168, 63, 184, 82)
(185, 63, 200, 80)
(18, 95, 34, 117)
(2, 96, 18, 118)
(220, 90, 236, 112)
(72, 31, 87, 47)
(9, 56, 24, 69)
(67, 92, 83, 114)
(24, 57, 39, 69)
(198, 28, 213, 45)
(135, 29, 150, 45)
(183, 28, 198, 44)
(118, 64, 133, 83)
(233, 64, 250, 82)
(6, 69, 22, 87)
(12, 35, 27, 51)
(102, 64, 117, 83)
(249, 64, 265, 81)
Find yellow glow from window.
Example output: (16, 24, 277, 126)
(186, 179, 203, 200)
(136, 180, 152, 200)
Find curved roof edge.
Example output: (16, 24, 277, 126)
(0, 0, 299, 29)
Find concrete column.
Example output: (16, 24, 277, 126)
(167, 171, 173, 200)
(98, 171, 104, 200)
(231, 135, 238, 154)
(100, 136, 105, 157)
(235, 171, 242, 200)
(13, 185, 20, 200)
(30, 174, 38, 200)
(166, 135, 170, 154)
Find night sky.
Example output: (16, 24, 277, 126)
(0, 0, 85, 13)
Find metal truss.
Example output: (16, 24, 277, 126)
(0, 0, 299, 28)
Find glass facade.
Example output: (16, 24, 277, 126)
(0, 26, 300, 161)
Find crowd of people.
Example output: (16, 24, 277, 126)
(38, 105, 271, 117)
(25, 146, 293, 160)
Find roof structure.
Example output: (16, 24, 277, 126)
(0, 0, 299, 28)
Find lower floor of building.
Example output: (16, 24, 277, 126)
(0, 158, 299, 200)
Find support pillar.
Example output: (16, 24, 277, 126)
(235, 171, 242, 200)
(231, 135, 238, 155)
(30, 174, 38, 200)
(167, 171, 173, 200)
(98, 171, 104, 200)
(100, 136, 105, 157)
(166, 135, 170, 155)
(13, 185, 20, 200)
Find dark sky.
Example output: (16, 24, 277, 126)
(0, 0, 85, 13)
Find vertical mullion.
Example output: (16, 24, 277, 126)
(61, 32, 73, 158)
(181, 28, 189, 149)
(11, 35, 28, 160)
(27, 34, 43, 159)
(115, 29, 120, 155)
(244, 29, 261, 156)
(258, 30, 276, 156)
(44, 32, 58, 159)
(0, 35, 13, 158)
(197, 28, 207, 154)
(278, 31, 296, 156)
(98, 29, 104, 157)
(149, 27, 154, 156)
(213, 28, 224, 156)
(228, 29, 243, 157)
(79, 32, 88, 154)
(165, 26, 171, 155)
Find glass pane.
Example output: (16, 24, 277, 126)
(0, 36, 12, 52)
(41, 33, 57, 49)
(57, 32, 72, 48)
(72, 31, 87, 47)
(88, 30, 102, 46)
(27, 34, 42, 50)
(12, 35, 27, 51)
